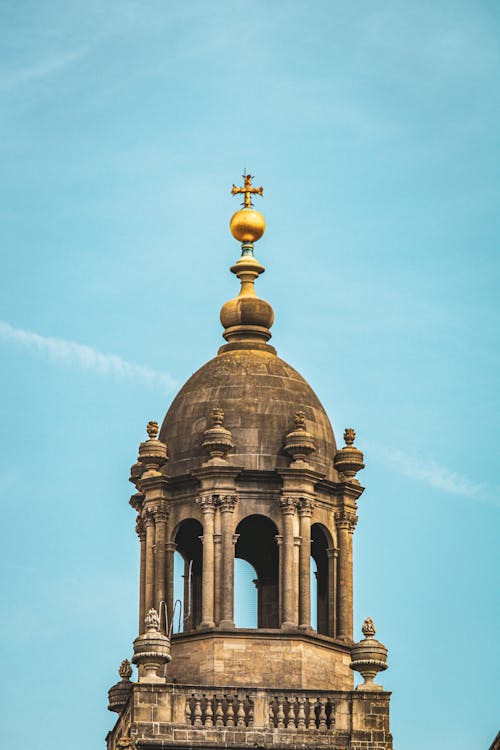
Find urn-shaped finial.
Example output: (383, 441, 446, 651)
(107, 659, 134, 713)
(202, 407, 234, 464)
(284, 410, 316, 466)
(350, 617, 388, 691)
(334, 427, 365, 482)
(132, 608, 171, 683)
(137, 420, 167, 474)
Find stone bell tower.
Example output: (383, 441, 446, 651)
(106, 174, 393, 750)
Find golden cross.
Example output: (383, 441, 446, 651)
(231, 172, 263, 208)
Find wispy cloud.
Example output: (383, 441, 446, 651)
(0, 321, 176, 391)
(0, 49, 86, 91)
(371, 444, 495, 504)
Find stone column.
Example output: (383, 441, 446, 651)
(143, 509, 156, 616)
(275, 534, 283, 625)
(165, 541, 176, 633)
(199, 495, 216, 628)
(219, 494, 238, 628)
(327, 547, 338, 638)
(136, 516, 146, 634)
(153, 503, 168, 629)
(335, 510, 357, 641)
(279, 497, 298, 629)
(298, 499, 314, 629)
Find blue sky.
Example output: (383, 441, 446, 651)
(0, 1, 498, 748)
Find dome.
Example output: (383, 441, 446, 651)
(159, 348, 337, 478)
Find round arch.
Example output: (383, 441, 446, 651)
(174, 518, 203, 631)
(235, 514, 279, 629)
(311, 522, 333, 636)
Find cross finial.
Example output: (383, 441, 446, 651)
(231, 172, 263, 208)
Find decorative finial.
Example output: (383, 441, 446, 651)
(344, 428, 356, 447)
(362, 617, 376, 637)
(284, 410, 316, 466)
(231, 172, 264, 208)
(132, 607, 171, 684)
(145, 608, 160, 631)
(229, 171, 266, 247)
(295, 411, 306, 430)
(334, 426, 365, 482)
(350, 617, 388, 691)
(137, 421, 167, 473)
(202, 406, 233, 464)
(118, 659, 133, 680)
(146, 421, 159, 439)
(210, 407, 224, 426)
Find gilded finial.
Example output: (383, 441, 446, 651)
(230, 171, 266, 246)
(231, 172, 263, 208)
(146, 421, 159, 439)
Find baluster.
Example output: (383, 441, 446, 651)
(205, 695, 214, 727)
(237, 697, 246, 727)
(269, 699, 275, 729)
(297, 697, 306, 729)
(248, 699, 254, 727)
(326, 699, 333, 730)
(215, 697, 224, 727)
(185, 696, 193, 726)
(317, 698, 327, 730)
(304, 698, 311, 729)
(277, 697, 285, 729)
(193, 696, 202, 728)
(226, 696, 235, 727)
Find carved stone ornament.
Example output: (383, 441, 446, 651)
(279, 496, 298, 515)
(137, 420, 168, 472)
(132, 608, 171, 684)
(284, 410, 316, 465)
(350, 617, 388, 691)
(334, 427, 365, 481)
(108, 659, 134, 713)
(117, 739, 137, 749)
(219, 494, 238, 512)
(118, 659, 133, 680)
(152, 503, 169, 523)
(298, 498, 315, 516)
(135, 516, 145, 541)
(335, 509, 358, 532)
(197, 494, 218, 513)
(202, 407, 234, 463)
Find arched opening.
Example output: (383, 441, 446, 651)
(174, 518, 203, 632)
(311, 523, 330, 636)
(234, 558, 258, 628)
(235, 515, 279, 629)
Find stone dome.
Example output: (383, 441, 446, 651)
(159, 348, 337, 479)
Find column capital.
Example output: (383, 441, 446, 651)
(335, 509, 358, 532)
(326, 546, 339, 558)
(293, 536, 302, 547)
(135, 515, 146, 541)
(275, 534, 283, 546)
(298, 497, 315, 517)
(197, 494, 218, 513)
(279, 496, 299, 515)
(165, 542, 177, 553)
(143, 508, 155, 527)
(152, 502, 169, 523)
(219, 494, 238, 512)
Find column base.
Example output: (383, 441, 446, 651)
(218, 620, 235, 629)
(199, 621, 215, 629)
(281, 621, 298, 631)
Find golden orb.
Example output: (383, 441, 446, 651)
(230, 208, 266, 244)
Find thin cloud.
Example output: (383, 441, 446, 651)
(0, 321, 176, 391)
(0, 49, 86, 90)
(372, 444, 491, 502)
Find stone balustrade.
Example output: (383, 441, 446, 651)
(107, 682, 392, 750)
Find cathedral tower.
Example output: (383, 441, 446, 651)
(106, 175, 393, 750)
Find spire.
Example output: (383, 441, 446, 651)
(219, 172, 275, 354)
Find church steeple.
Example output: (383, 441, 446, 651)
(106, 175, 393, 750)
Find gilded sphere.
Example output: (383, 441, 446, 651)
(230, 208, 266, 243)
